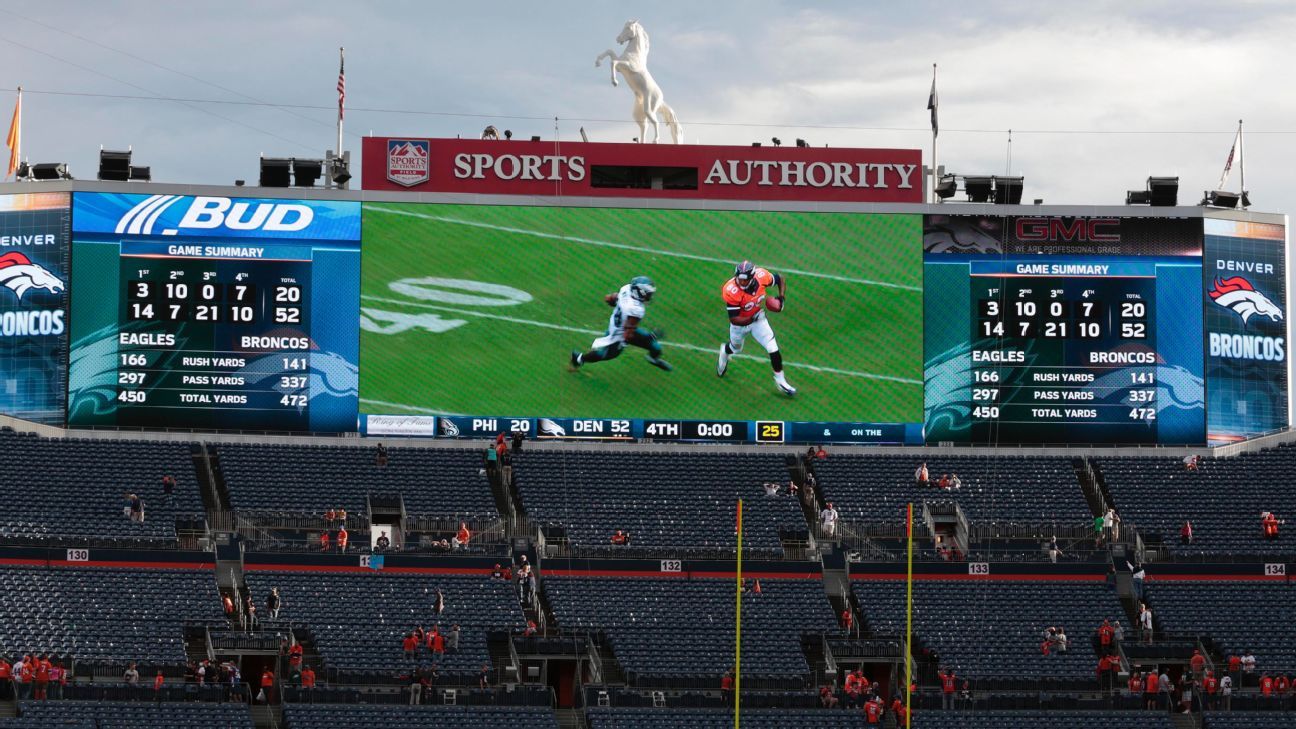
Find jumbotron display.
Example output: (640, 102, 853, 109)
(67, 193, 362, 432)
(359, 202, 924, 436)
(924, 214, 1207, 445)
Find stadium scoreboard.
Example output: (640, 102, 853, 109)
(68, 194, 362, 432)
(924, 215, 1207, 445)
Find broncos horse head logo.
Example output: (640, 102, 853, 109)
(0, 252, 64, 300)
(1209, 276, 1283, 326)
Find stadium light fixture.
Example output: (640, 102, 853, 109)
(292, 158, 323, 188)
(258, 157, 292, 188)
(129, 166, 152, 182)
(992, 176, 1024, 205)
(1147, 177, 1178, 206)
(795, 138, 809, 148)
(934, 174, 957, 200)
(964, 176, 993, 203)
(481, 126, 499, 140)
(1204, 190, 1241, 209)
(1126, 190, 1152, 205)
(30, 162, 71, 181)
(97, 147, 132, 182)
(504, 129, 513, 140)
(530, 135, 541, 142)
(771, 137, 781, 147)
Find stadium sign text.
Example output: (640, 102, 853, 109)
(703, 160, 919, 189)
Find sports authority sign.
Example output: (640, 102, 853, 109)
(363, 138, 923, 203)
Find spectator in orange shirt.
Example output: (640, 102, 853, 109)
(914, 463, 929, 485)
(33, 656, 49, 701)
(0, 656, 11, 700)
(1190, 648, 1206, 680)
(337, 526, 349, 553)
(890, 696, 907, 725)
(720, 670, 734, 705)
(841, 608, 854, 636)
(1261, 672, 1275, 704)
(1143, 669, 1159, 710)
(864, 694, 883, 724)
(453, 522, 471, 551)
(300, 665, 316, 696)
(610, 530, 629, 545)
(1276, 674, 1290, 709)
(1127, 671, 1143, 696)
(1202, 670, 1218, 710)
(432, 629, 446, 656)
(937, 473, 950, 490)
(153, 670, 164, 700)
(402, 633, 418, 659)
(319, 531, 330, 552)
(937, 668, 957, 710)
(1180, 520, 1193, 545)
(1262, 512, 1281, 539)
(819, 685, 838, 708)
(259, 668, 275, 703)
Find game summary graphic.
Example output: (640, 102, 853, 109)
(358, 202, 923, 425)
(923, 214, 1207, 445)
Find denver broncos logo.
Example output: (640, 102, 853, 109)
(1209, 276, 1283, 326)
(0, 252, 64, 300)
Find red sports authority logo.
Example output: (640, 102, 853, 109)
(1209, 276, 1283, 326)
(387, 140, 430, 187)
(0, 252, 64, 300)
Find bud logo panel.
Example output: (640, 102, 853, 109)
(69, 192, 362, 432)
(0, 193, 71, 425)
(1203, 220, 1289, 443)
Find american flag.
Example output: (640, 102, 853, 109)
(336, 51, 346, 122)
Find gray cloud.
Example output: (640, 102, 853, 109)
(0, 1, 1290, 214)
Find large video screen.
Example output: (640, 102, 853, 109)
(0, 192, 70, 425)
(360, 202, 923, 428)
(924, 214, 1205, 445)
(68, 193, 362, 432)
(1203, 218, 1288, 443)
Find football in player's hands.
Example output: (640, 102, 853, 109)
(766, 295, 784, 313)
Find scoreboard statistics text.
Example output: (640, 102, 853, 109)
(68, 194, 362, 432)
(924, 215, 1205, 444)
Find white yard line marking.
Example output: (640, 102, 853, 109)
(366, 205, 922, 293)
(362, 294, 923, 385)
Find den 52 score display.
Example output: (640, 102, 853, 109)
(68, 193, 362, 432)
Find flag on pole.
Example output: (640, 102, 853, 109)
(4, 87, 19, 180)
(1217, 123, 1241, 190)
(336, 51, 346, 122)
(927, 67, 938, 137)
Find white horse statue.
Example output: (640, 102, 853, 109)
(595, 20, 684, 144)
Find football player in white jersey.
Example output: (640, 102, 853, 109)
(571, 276, 672, 371)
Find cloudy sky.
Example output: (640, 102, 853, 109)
(0, 1, 1291, 214)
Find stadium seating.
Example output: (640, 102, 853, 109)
(587, 708, 1180, 728)
(12, 700, 253, 729)
(587, 707, 878, 728)
(512, 451, 801, 556)
(1204, 715, 1296, 728)
(1097, 450, 1296, 557)
(0, 431, 201, 545)
(1145, 580, 1296, 673)
(812, 454, 1090, 526)
(0, 566, 221, 667)
(283, 704, 558, 729)
(853, 579, 1127, 686)
(243, 571, 523, 679)
(545, 576, 838, 687)
(216, 443, 497, 519)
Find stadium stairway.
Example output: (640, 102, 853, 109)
(250, 703, 282, 729)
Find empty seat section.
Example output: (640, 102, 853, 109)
(12, 699, 253, 728)
(244, 571, 523, 679)
(1097, 450, 1296, 557)
(854, 579, 1126, 685)
(283, 703, 558, 728)
(0, 566, 221, 668)
(546, 576, 838, 687)
(0, 431, 201, 545)
(512, 451, 801, 556)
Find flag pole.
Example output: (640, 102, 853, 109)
(1238, 119, 1245, 206)
(4, 86, 19, 181)
(336, 47, 345, 159)
(930, 64, 938, 203)
(734, 498, 743, 729)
